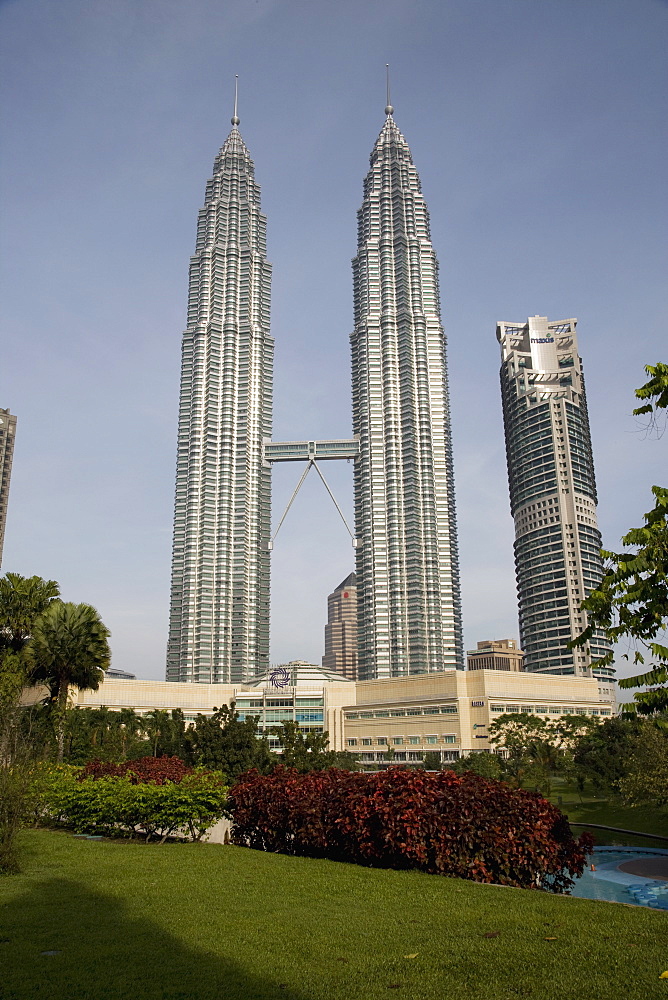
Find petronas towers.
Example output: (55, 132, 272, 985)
(352, 111, 462, 677)
(167, 99, 462, 683)
(166, 115, 273, 683)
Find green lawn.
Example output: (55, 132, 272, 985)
(548, 780, 668, 848)
(1, 831, 666, 1000)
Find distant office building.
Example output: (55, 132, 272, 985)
(166, 105, 273, 684)
(0, 409, 17, 567)
(322, 572, 358, 680)
(497, 316, 614, 684)
(351, 104, 463, 679)
(467, 639, 523, 672)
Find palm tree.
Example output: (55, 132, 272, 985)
(0, 573, 60, 654)
(118, 708, 142, 758)
(142, 709, 171, 757)
(27, 602, 111, 761)
(0, 574, 61, 761)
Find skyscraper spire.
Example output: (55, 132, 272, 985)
(385, 63, 393, 116)
(167, 112, 273, 684)
(231, 74, 239, 126)
(351, 109, 463, 678)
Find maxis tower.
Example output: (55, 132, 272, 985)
(497, 315, 614, 685)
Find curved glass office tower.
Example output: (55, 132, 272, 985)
(497, 316, 613, 681)
(351, 109, 463, 678)
(166, 116, 273, 683)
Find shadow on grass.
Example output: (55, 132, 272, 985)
(0, 876, 306, 1000)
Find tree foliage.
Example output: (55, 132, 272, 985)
(268, 721, 359, 772)
(618, 724, 668, 807)
(20, 705, 187, 765)
(488, 714, 560, 796)
(0, 573, 60, 655)
(0, 574, 60, 714)
(442, 751, 503, 781)
(0, 574, 62, 873)
(447, 751, 503, 780)
(571, 716, 643, 793)
(572, 363, 668, 716)
(487, 713, 600, 796)
(181, 704, 273, 780)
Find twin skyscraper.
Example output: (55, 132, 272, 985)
(166, 95, 610, 687)
(166, 97, 462, 685)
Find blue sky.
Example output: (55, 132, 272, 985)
(1, 0, 666, 682)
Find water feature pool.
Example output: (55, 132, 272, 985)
(569, 846, 668, 908)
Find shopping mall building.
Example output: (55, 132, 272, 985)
(64, 656, 615, 764)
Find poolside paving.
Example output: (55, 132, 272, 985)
(617, 856, 668, 881)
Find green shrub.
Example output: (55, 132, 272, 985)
(31, 763, 227, 843)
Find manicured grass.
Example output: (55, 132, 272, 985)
(1, 831, 666, 1000)
(548, 780, 668, 848)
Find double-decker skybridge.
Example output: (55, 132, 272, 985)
(263, 438, 360, 550)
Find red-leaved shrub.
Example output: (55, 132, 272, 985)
(78, 757, 194, 785)
(227, 766, 593, 892)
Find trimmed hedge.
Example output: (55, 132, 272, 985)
(227, 766, 592, 892)
(31, 762, 227, 843)
(79, 756, 194, 784)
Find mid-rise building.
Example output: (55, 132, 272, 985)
(467, 639, 523, 672)
(0, 408, 17, 567)
(351, 103, 463, 678)
(322, 572, 358, 679)
(497, 316, 614, 685)
(166, 106, 273, 684)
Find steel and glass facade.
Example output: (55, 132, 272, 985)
(351, 112, 463, 679)
(166, 121, 273, 683)
(0, 408, 16, 568)
(497, 316, 614, 682)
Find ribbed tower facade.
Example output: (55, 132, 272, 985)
(351, 110, 463, 679)
(0, 408, 17, 568)
(167, 117, 273, 683)
(497, 316, 614, 682)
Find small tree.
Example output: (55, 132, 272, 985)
(0, 573, 61, 752)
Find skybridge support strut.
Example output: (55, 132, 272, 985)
(264, 438, 359, 551)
